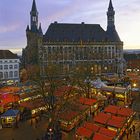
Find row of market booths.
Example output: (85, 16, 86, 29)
(58, 97, 99, 131)
(75, 105, 135, 140)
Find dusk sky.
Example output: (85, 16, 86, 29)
(0, 0, 140, 54)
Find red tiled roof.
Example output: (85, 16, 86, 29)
(104, 105, 120, 114)
(83, 122, 100, 132)
(94, 112, 111, 125)
(107, 116, 126, 128)
(93, 133, 112, 140)
(76, 127, 93, 138)
(99, 127, 117, 138)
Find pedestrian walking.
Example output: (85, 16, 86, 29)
(129, 128, 132, 135)
(126, 129, 129, 139)
(132, 125, 136, 134)
(138, 131, 140, 139)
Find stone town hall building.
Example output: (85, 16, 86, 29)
(23, 0, 125, 77)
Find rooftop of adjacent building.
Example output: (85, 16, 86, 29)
(0, 50, 19, 59)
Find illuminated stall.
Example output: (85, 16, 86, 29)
(104, 105, 135, 139)
(101, 86, 131, 104)
(79, 97, 98, 116)
(0, 109, 20, 128)
(59, 110, 80, 131)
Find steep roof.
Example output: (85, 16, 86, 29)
(0, 50, 18, 59)
(44, 23, 115, 43)
(106, 28, 121, 42)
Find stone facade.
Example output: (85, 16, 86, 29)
(24, 0, 125, 77)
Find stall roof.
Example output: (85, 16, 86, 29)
(94, 112, 111, 125)
(1, 109, 19, 118)
(79, 97, 97, 106)
(104, 105, 120, 114)
(60, 110, 79, 121)
(99, 127, 117, 138)
(20, 98, 45, 110)
(83, 122, 100, 132)
(101, 86, 127, 93)
(76, 127, 93, 139)
(93, 133, 112, 140)
(117, 107, 134, 117)
(107, 115, 126, 128)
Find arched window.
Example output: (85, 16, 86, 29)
(9, 71, 13, 78)
(0, 72, 3, 79)
(4, 72, 8, 79)
(14, 71, 18, 77)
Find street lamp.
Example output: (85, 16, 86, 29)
(133, 83, 137, 88)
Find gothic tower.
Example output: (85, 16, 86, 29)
(106, 0, 120, 42)
(23, 0, 43, 68)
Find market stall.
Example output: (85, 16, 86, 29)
(59, 110, 80, 131)
(1, 109, 20, 128)
(101, 86, 131, 105)
(79, 97, 98, 116)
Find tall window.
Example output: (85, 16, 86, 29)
(0, 65, 3, 70)
(14, 71, 18, 77)
(4, 72, 8, 79)
(9, 65, 13, 69)
(4, 65, 8, 69)
(14, 64, 18, 69)
(0, 72, 3, 79)
(9, 71, 13, 78)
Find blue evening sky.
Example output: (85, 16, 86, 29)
(0, 0, 140, 54)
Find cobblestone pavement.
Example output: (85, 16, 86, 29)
(0, 117, 48, 140)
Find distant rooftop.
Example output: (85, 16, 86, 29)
(0, 50, 18, 59)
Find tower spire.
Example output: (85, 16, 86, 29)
(31, 0, 37, 12)
(106, 0, 121, 42)
(108, 0, 113, 10)
(30, 0, 38, 32)
(39, 23, 43, 36)
(107, 0, 115, 29)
